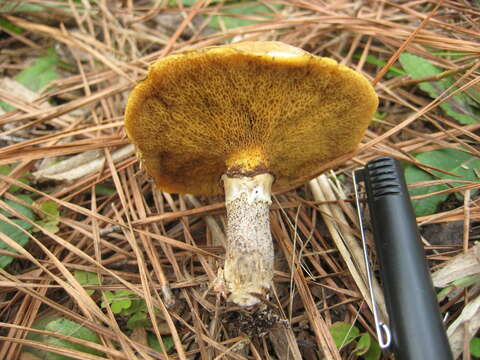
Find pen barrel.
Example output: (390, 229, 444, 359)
(364, 157, 452, 360)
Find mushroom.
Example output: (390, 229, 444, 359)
(125, 41, 378, 307)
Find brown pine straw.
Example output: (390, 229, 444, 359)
(0, 1, 479, 359)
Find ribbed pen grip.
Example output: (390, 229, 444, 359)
(363, 157, 453, 360)
(365, 157, 402, 199)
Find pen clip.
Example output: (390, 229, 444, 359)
(352, 169, 392, 349)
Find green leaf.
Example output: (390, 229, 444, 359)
(375, 112, 388, 120)
(111, 298, 132, 314)
(1, 194, 35, 221)
(116, 289, 134, 297)
(1, 48, 61, 112)
(0, 165, 11, 176)
(122, 298, 148, 316)
(104, 290, 134, 314)
(405, 148, 480, 216)
(74, 270, 100, 296)
(126, 311, 150, 329)
(168, 0, 224, 7)
(363, 338, 381, 360)
(148, 332, 174, 353)
(471, 337, 480, 358)
(37, 221, 59, 234)
(39, 201, 60, 217)
(0, 1, 82, 14)
(101, 291, 114, 308)
(208, 2, 283, 30)
(353, 54, 406, 78)
(35, 201, 60, 234)
(7, 176, 30, 192)
(100, 289, 153, 328)
(399, 52, 478, 124)
(0, 219, 30, 268)
(0, 194, 36, 268)
(25, 317, 104, 360)
(0, 165, 31, 192)
(0, 2, 44, 13)
(354, 333, 371, 356)
(16, 49, 61, 92)
(0, 17, 23, 34)
(94, 184, 116, 196)
(330, 322, 360, 349)
(437, 274, 480, 301)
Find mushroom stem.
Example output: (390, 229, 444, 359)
(222, 173, 274, 306)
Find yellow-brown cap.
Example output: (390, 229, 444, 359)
(125, 41, 378, 195)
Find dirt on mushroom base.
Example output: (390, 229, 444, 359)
(222, 305, 289, 338)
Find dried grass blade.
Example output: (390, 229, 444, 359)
(309, 176, 387, 319)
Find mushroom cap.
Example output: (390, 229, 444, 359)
(125, 41, 378, 195)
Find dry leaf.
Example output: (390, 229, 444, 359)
(447, 295, 480, 358)
(432, 243, 480, 288)
(33, 144, 134, 182)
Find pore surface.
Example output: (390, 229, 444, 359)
(125, 47, 377, 195)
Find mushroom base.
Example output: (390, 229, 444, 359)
(222, 173, 274, 307)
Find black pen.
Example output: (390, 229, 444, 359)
(354, 157, 453, 360)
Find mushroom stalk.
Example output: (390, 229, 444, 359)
(222, 173, 274, 306)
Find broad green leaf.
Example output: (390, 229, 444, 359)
(74, 270, 100, 296)
(1, 48, 61, 112)
(405, 148, 480, 216)
(148, 332, 174, 353)
(16, 49, 61, 92)
(363, 338, 381, 360)
(471, 337, 480, 358)
(399, 52, 478, 124)
(0, 219, 30, 268)
(354, 333, 371, 356)
(1, 194, 35, 221)
(7, 176, 31, 192)
(0, 165, 31, 192)
(0, 194, 35, 268)
(25, 317, 104, 360)
(330, 322, 360, 349)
